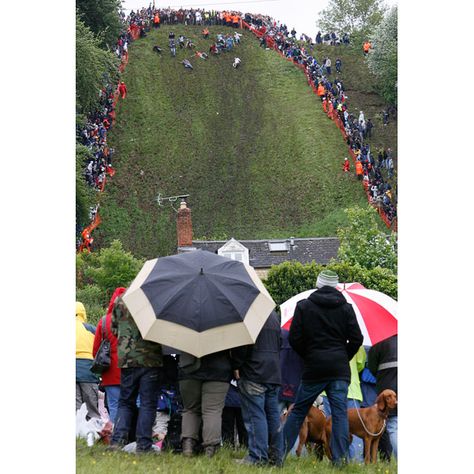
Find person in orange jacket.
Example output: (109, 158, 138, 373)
(355, 160, 363, 179)
(363, 41, 371, 55)
(118, 81, 127, 99)
(317, 83, 325, 99)
(202, 27, 209, 38)
(322, 97, 327, 113)
(343, 157, 350, 172)
(153, 13, 160, 28)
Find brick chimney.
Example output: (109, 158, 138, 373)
(177, 200, 193, 248)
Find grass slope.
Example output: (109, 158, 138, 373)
(76, 440, 397, 473)
(97, 25, 389, 258)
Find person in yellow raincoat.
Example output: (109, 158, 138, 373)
(76, 302, 100, 419)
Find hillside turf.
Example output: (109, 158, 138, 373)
(96, 25, 384, 258)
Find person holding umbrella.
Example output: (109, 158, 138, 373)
(179, 349, 233, 458)
(108, 296, 164, 454)
(282, 270, 363, 466)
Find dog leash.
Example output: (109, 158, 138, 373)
(354, 403, 386, 437)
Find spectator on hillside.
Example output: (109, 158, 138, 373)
(363, 40, 371, 55)
(355, 160, 363, 179)
(324, 57, 332, 75)
(358, 110, 365, 124)
(383, 109, 389, 126)
(366, 118, 373, 138)
(335, 58, 342, 73)
(316, 31, 322, 44)
(118, 81, 127, 99)
(343, 157, 350, 173)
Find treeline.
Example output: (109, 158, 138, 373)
(317, 0, 397, 105)
(76, 1, 122, 230)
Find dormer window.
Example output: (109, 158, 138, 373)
(217, 238, 250, 265)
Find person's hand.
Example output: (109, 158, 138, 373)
(233, 369, 240, 380)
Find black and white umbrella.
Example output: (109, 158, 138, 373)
(122, 250, 275, 357)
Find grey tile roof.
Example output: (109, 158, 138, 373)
(190, 237, 340, 268)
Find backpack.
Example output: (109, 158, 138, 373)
(90, 316, 111, 374)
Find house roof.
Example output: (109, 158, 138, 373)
(191, 237, 340, 268)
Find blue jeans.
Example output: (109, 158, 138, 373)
(323, 396, 364, 463)
(387, 416, 397, 459)
(239, 379, 283, 466)
(283, 380, 349, 465)
(104, 385, 121, 424)
(112, 367, 162, 451)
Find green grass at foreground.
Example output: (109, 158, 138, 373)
(77, 439, 397, 473)
(96, 25, 375, 258)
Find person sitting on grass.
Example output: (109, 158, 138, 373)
(209, 43, 219, 55)
(202, 27, 209, 38)
(182, 59, 194, 70)
(152, 45, 162, 54)
(195, 51, 209, 60)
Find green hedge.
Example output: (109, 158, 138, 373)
(263, 260, 397, 307)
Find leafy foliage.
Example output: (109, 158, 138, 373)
(317, 0, 386, 44)
(82, 240, 144, 300)
(336, 206, 397, 272)
(76, 0, 123, 49)
(263, 259, 397, 306)
(76, 14, 118, 114)
(76, 240, 144, 323)
(367, 6, 398, 105)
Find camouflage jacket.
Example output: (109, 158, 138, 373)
(111, 297, 163, 368)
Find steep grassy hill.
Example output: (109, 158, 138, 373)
(96, 25, 392, 258)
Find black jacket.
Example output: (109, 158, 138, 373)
(368, 335, 397, 416)
(289, 286, 363, 383)
(231, 311, 282, 385)
(178, 350, 233, 383)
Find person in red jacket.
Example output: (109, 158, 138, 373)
(343, 157, 350, 172)
(118, 81, 127, 99)
(93, 287, 126, 424)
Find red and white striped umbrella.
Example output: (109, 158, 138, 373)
(280, 283, 397, 346)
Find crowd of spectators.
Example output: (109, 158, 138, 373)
(243, 14, 397, 226)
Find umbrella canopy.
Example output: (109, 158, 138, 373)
(280, 283, 397, 346)
(122, 250, 275, 357)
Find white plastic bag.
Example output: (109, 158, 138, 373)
(76, 403, 105, 446)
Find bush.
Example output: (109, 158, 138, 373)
(82, 240, 144, 301)
(76, 284, 105, 326)
(263, 260, 397, 306)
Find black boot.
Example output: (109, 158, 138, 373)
(182, 437, 196, 457)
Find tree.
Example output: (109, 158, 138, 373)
(76, 14, 118, 114)
(367, 6, 397, 105)
(317, 0, 386, 43)
(83, 240, 145, 301)
(336, 206, 397, 272)
(76, 0, 123, 49)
